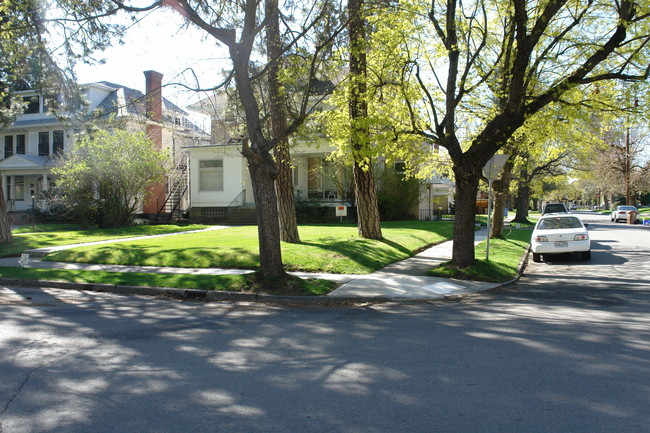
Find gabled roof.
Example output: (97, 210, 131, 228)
(0, 154, 51, 169)
(186, 93, 228, 116)
(10, 117, 61, 128)
(92, 81, 188, 119)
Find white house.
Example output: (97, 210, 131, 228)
(183, 92, 454, 223)
(1, 71, 210, 222)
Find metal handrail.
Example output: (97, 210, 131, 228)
(227, 190, 246, 208)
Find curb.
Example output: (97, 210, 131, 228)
(0, 268, 522, 306)
(485, 247, 529, 293)
(0, 276, 406, 306)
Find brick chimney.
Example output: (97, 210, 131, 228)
(143, 70, 165, 216)
(144, 70, 163, 125)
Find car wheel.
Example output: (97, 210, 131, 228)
(582, 251, 591, 261)
(532, 252, 542, 263)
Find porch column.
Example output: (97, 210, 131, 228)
(1, 175, 8, 211)
(42, 173, 49, 191)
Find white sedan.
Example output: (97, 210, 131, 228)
(611, 205, 638, 222)
(531, 214, 591, 263)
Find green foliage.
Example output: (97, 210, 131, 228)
(315, 1, 434, 177)
(0, 0, 123, 125)
(51, 129, 169, 228)
(295, 199, 352, 224)
(377, 169, 423, 221)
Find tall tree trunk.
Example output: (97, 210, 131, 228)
(452, 164, 480, 267)
(267, 0, 300, 243)
(0, 185, 13, 244)
(490, 158, 514, 239)
(231, 29, 286, 278)
(354, 163, 382, 237)
(349, 0, 382, 239)
(244, 140, 286, 278)
(513, 166, 531, 223)
(274, 143, 300, 242)
(513, 187, 531, 223)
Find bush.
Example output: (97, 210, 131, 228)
(377, 171, 422, 221)
(295, 199, 356, 224)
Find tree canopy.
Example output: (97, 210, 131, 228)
(395, 0, 650, 266)
(3, 0, 650, 275)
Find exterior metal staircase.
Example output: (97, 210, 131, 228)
(155, 155, 189, 221)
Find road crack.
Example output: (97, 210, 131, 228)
(0, 351, 67, 418)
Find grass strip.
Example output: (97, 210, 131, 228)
(429, 228, 532, 282)
(0, 267, 336, 296)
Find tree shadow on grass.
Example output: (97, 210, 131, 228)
(45, 246, 260, 270)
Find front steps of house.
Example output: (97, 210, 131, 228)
(7, 212, 31, 225)
(223, 205, 258, 225)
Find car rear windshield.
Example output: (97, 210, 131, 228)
(538, 217, 583, 230)
(543, 204, 567, 213)
(619, 206, 636, 211)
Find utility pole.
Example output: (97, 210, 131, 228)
(483, 154, 510, 261)
(626, 126, 631, 205)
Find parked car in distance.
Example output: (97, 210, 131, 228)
(568, 204, 577, 210)
(610, 205, 638, 222)
(542, 202, 569, 215)
(531, 214, 591, 263)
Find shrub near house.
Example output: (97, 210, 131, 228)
(51, 129, 168, 228)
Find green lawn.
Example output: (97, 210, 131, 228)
(44, 221, 456, 274)
(430, 227, 532, 282)
(1, 220, 534, 294)
(2, 224, 209, 258)
(2, 220, 455, 295)
(0, 267, 336, 296)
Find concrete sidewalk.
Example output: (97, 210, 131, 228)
(0, 227, 513, 301)
(327, 227, 504, 299)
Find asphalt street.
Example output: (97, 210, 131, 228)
(1, 212, 649, 433)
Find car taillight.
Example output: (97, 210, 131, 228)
(534, 236, 548, 242)
(574, 234, 588, 241)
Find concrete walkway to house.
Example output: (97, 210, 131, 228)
(0, 225, 513, 301)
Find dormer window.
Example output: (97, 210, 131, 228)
(23, 95, 41, 114)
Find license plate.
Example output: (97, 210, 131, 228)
(554, 241, 568, 247)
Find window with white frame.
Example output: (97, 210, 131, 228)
(322, 160, 337, 190)
(3, 134, 26, 159)
(53, 130, 64, 155)
(23, 95, 40, 114)
(38, 132, 49, 156)
(199, 159, 224, 191)
(16, 134, 25, 154)
(13, 176, 25, 201)
(4, 136, 13, 159)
